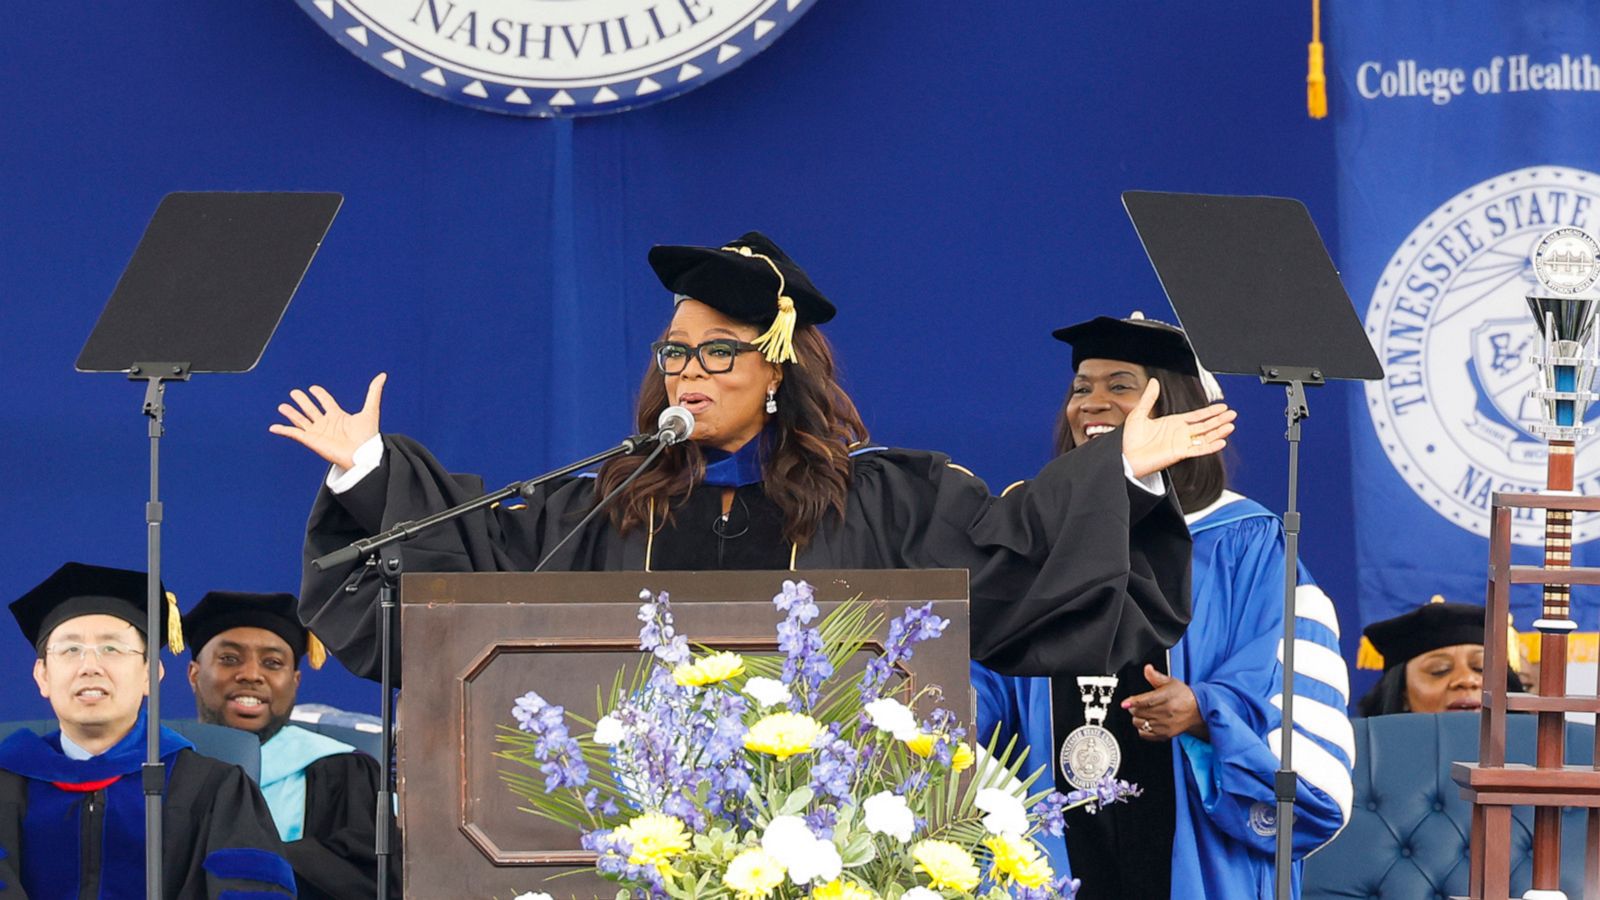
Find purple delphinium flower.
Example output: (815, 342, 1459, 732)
(510, 690, 589, 791)
(809, 731, 860, 805)
(774, 579, 820, 622)
(805, 806, 839, 841)
(772, 581, 832, 706)
(583, 830, 664, 891)
(857, 602, 949, 702)
(636, 590, 690, 665)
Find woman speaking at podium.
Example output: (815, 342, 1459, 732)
(272, 232, 1234, 683)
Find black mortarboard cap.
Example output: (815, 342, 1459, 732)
(647, 231, 835, 364)
(1052, 314, 1200, 376)
(1361, 599, 1487, 671)
(184, 591, 326, 669)
(10, 562, 182, 655)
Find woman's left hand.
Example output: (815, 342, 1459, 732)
(1122, 379, 1236, 479)
(1122, 664, 1210, 742)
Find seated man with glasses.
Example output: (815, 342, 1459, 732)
(0, 562, 295, 898)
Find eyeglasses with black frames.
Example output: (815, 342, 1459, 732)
(652, 339, 762, 375)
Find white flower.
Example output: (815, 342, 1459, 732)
(862, 790, 915, 843)
(863, 697, 919, 741)
(513, 893, 553, 900)
(592, 715, 626, 746)
(786, 836, 841, 885)
(975, 787, 1029, 836)
(760, 815, 841, 885)
(743, 676, 792, 709)
(903, 889, 942, 900)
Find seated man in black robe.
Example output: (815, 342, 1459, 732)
(0, 562, 295, 898)
(184, 590, 397, 899)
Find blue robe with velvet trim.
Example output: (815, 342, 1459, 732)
(973, 493, 1354, 899)
(0, 710, 295, 899)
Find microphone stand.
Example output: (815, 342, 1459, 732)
(310, 428, 668, 899)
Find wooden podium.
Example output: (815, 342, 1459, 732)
(395, 569, 972, 899)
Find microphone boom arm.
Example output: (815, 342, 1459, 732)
(311, 437, 645, 572)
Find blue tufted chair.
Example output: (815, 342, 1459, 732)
(1301, 711, 1595, 899)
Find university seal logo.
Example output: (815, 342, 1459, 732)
(1364, 166, 1600, 545)
(293, 0, 817, 116)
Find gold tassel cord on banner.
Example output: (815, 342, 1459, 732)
(1307, 0, 1328, 119)
(165, 591, 185, 654)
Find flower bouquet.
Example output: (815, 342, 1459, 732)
(498, 580, 1136, 899)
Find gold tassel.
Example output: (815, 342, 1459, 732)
(1502, 613, 1521, 673)
(306, 631, 327, 670)
(1356, 635, 1384, 670)
(165, 591, 185, 654)
(729, 245, 800, 364)
(1307, 41, 1328, 119)
(753, 296, 798, 364)
(1306, 0, 1327, 119)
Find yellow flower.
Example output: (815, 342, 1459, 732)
(722, 847, 786, 899)
(904, 734, 972, 771)
(673, 651, 746, 687)
(984, 833, 1054, 889)
(812, 879, 877, 900)
(612, 811, 690, 875)
(951, 742, 975, 773)
(743, 712, 823, 760)
(911, 839, 980, 892)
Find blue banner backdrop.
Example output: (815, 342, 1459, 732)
(1334, 1, 1600, 669)
(0, 2, 1349, 722)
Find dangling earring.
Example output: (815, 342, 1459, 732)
(765, 386, 778, 414)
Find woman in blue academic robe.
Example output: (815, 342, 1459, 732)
(972, 315, 1354, 900)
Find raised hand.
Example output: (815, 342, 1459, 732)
(1122, 663, 1208, 742)
(1121, 379, 1236, 479)
(269, 373, 387, 470)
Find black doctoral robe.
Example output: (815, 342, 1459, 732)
(299, 430, 1192, 685)
(284, 752, 399, 899)
(0, 713, 294, 899)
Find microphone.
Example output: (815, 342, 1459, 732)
(656, 405, 695, 446)
(619, 406, 696, 454)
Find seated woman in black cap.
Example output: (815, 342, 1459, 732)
(0, 563, 294, 898)
(1356, 597, 1518, 716)
(273, 233, 1235, 683)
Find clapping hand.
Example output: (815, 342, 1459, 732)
(269, 373, 387, 470)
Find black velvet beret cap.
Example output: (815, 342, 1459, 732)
(1362, 600, 1487, 670)
(1051, 314, 1200, 376)
(10, 562, 177, 654)
(647, 231, 835, 363)
(184, 590, 325, 669)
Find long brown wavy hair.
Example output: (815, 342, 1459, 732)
(1053, 363, 1226, 513)
(595, 324, 869, 545)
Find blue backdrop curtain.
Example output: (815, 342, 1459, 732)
(0, 1, 1351, 719)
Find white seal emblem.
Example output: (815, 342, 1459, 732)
(1532, 226, 1600, 295)
(1248, 801, 1277, 837)
(1059, 675, 1122, 791)
(1363, 166, 1600, 545)
(293, 0, 817, 116)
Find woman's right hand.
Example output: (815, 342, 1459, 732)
(269, 373, 387, 470)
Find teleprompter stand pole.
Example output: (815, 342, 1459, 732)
(132, 361, 191, 900)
